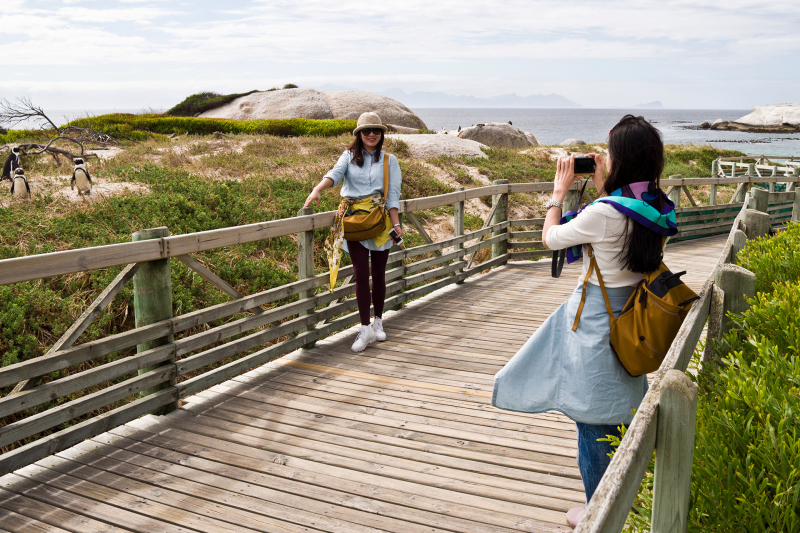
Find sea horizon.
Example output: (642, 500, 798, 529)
(8, 107, 799, 157)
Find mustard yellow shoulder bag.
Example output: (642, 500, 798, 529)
(342, 153, 390, 241)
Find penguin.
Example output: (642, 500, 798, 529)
(11, 168, 30, 199)
(457, 125, 461, 132)
(71, 157, 92, 196)
(508, 121, 512, 125)
(2, 146, 21, 181)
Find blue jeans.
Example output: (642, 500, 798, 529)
(576, 422, 623, 504)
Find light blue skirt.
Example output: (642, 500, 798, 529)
(492, 283, 648, 425)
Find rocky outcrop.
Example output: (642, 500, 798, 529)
(736, 103, 800, 126)
(457, 122, 538, 149)
(200, 88, 428, 129)
(559, 138, 586, 147)
(387, 134, 488, 159)
(698, 104, 800, 133)
(320, 91, 426, 130)
(200, 88, 334, 120)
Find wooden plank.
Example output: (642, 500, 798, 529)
(58, 439, 385, 533)
(400, 190, 467, 212)
(16, 463, 261, 533)
(111, 421, 564, 532)
(0, 471, 190, 533)
(159, 410, 576, 520)
(0, 487, 135, 533)
(0, 389, 176, 477)
(509, 230, 543, 239)
(509, 218, 545, 226)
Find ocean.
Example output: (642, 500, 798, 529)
(412, 108, 800, 157)
(10, 108, 800, 158)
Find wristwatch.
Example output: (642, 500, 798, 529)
(545, 199, 563, 210)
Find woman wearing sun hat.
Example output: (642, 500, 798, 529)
(304, 112, 402, 353)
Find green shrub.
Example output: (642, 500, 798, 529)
(65, 114, 356, 139)
(165, 90, 260, 117)
(617, 226, 800, 532)
(283, 84, 298, 89)
(663, 146, 746, 178)
(735, 221, 800, 293)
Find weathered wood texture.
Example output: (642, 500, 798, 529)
(0, 235, 726, 533)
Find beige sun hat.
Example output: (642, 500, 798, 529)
(352, 112, 388, 136)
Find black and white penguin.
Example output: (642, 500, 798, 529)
(457, 125, 461, 132)
(71, 158, 92, 195)
(2, 146, 21, 181)
(508, 121, 512, 125)
(11, 168, 30, 199)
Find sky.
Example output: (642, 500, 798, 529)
(1, 0, 799, 111)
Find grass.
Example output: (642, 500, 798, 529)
(165, 90, 261, 117)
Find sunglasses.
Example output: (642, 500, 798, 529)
(360, 128, 383, 136)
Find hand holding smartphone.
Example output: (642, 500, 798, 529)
(388, 228, 403, 246)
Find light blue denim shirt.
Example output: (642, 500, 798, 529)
(324, 149, 402, 253)
(325, 149, 401, 210)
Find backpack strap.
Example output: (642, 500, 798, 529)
(571, 244, 616, 331)
(383, 152, 390, 208)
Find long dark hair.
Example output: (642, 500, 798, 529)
(347, 131, 384, 167)
(605, 115, 665, 273)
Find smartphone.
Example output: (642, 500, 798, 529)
(388, 228, 403, 246)
(573, 155, 596, 175)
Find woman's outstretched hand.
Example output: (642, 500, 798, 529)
(304, 189, 322, 208)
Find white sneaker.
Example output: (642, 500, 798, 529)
(351, 324, 377, 352)
(372, 317, 387, 341)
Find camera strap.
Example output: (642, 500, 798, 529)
(551, 179, 589, 278)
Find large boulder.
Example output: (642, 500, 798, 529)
(559, 138, 586, 147)
(736, 103, 800, 126)
(458, 122, 538, 149)
(386, 134, 487, 159)
(321, 91, 427, 130)
(200, 88, 333, 120)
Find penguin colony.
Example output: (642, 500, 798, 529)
(2, 146, 95, 200)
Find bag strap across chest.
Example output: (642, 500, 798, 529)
(571, 244, 615, 331)
(345, 151, 390, 207)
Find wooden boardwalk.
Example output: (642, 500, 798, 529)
(0, 235, 727, 533)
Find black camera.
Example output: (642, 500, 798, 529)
(573, 155, 596, 175)
(389, 228, 403, 246)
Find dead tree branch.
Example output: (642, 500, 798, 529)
(0, 97, 59, 131)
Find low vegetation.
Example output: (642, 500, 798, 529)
(165, 90, 261, 117)
(618, 222, 800, 533)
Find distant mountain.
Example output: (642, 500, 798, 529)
(381, 89, 582, 108)
(631, 101, 664, 109)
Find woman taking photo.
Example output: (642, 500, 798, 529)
(492, 115, 677, 528)
(304, 112, 402, 353)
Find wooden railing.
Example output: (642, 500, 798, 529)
(713, 155, 800, 183)
(576, 186, 796, 532)
(0, 176, 798, 483)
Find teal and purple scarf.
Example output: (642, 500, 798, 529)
(560, 182, 677, 263)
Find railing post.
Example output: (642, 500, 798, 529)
(387, 213, 404, 311)
(297, 207, 316, 348)
(713, 263, 756, 335)
(651, 370, 698, 533)
(454, 186, 466, 283)
(711, 159, 720, 177)
(792, 189, 800, 222)
(492, 179, 509, 264)
(667, 176, 682, 207)
(132, 227, 177, 415)
(709, 183, 717, 206)
(749, 186, 769, 213)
